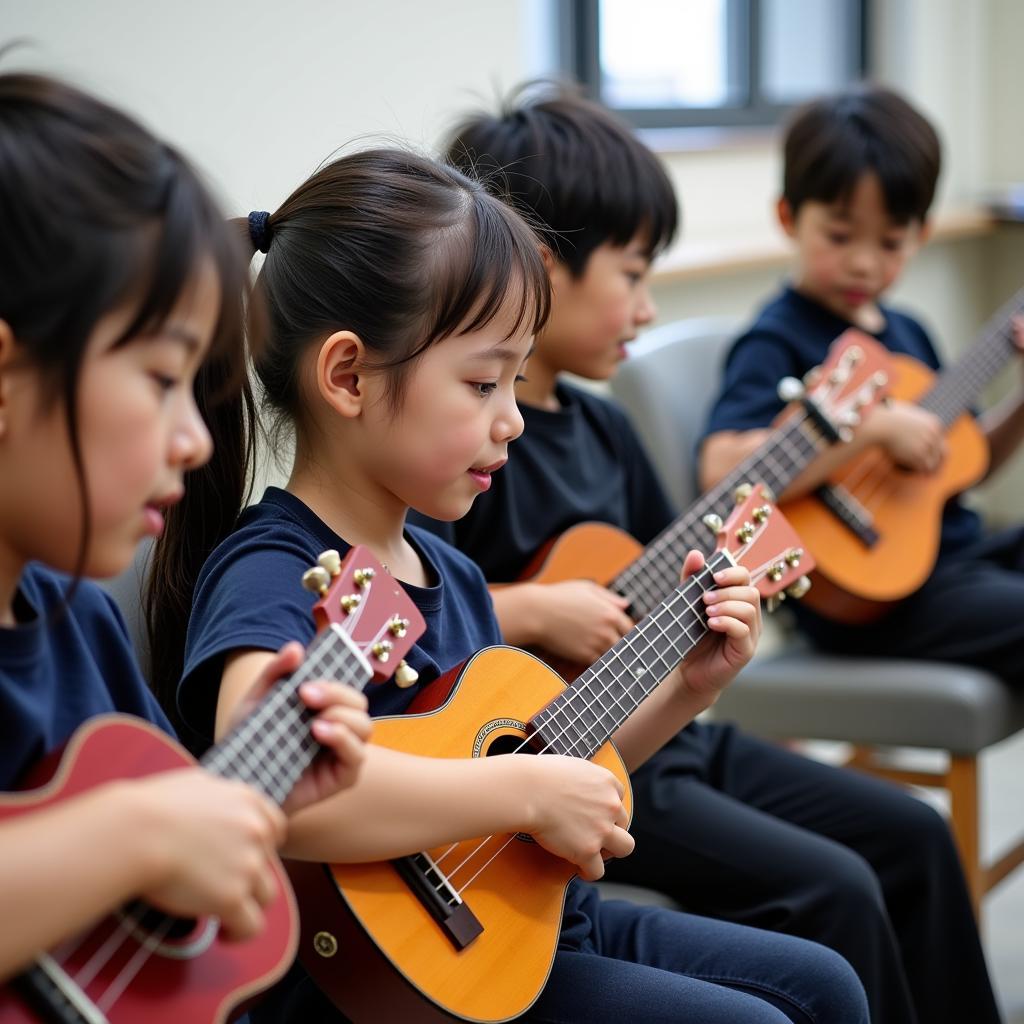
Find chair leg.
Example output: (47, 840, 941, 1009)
(946, 754, 982, 922)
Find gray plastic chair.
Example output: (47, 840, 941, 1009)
(610, 316, 1024, 917)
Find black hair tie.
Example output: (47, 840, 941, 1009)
(247, 210, 272, 253)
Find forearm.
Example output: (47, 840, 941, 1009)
(0, 783, 156, 980)
(489, 583, 542, 647)
(981, 392, 1024, 478)
(611, 669, 713, 772)
(281, 745, 537, 862)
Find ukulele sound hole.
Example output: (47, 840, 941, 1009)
(484, 733, 531, 758)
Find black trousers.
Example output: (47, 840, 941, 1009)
(604, 721, 1001, 1024)
(798, 525, 1024, 681)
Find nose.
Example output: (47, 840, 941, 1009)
(846, 242, 876, 279)
(635, 284, 657, 327)
(493, 392, 524, 445)
(171, 393, 214, 470)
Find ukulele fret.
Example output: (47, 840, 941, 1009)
(536, 555, 729, 760)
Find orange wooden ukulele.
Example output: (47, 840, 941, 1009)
(784, 289, 1024, 623)
(507, 329, 890, 680)
(287, 486, 813, 1023)
(0, 548, 422, 1024)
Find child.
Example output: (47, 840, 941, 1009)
(0, 72, 372, 987)
(409, 84, 1000, 1024)
(150, 147, 870, 1023)
(701, 84, 1024, 680)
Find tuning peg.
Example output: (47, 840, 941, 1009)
(317, 549, 342, 576)
(765, 594, 786, 614)
(784, 547, 804, 567)
(354, 567, 376, 588)
(339, 594, 362, 613)
(839, 410, 861, 429)
(843, 345, 863, 366)
(735, 521, 755, 544)
(371, 640, 394, 662)
(701, 513, 724, 534)
(776, 376, 805, 402)
(733, 483, 753, 504)
(302, 566, 331, 596)
(766, 562, 784, 582)
(786, 575, 812, 599)
(752, 504, 772, 524)
(872, 371, 888, 388)
(395, 660, 419, 688)
(388, 616, 410, 637)
(760, 485, 776, 504)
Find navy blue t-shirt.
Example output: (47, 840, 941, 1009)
(180, 487, 599, 1022)
(410, 381, 677, 579)
(703, 285, 983, 555)
(0, 564, 171, 790)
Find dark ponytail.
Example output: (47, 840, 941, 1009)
(146, 147, 549, 732)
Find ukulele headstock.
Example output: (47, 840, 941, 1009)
(702, 483, 816, 610)
(778, 328, 892, 441)
(302, 547, 426, 685)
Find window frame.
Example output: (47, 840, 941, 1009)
(562, 0, 870, 130)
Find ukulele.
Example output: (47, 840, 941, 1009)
(507, 328, 889, 680)
(287, 485, 813, 1023)
(784, 288, 1024, 623)
(0, 547, 423, 1024)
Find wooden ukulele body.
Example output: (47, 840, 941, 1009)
(289, 646, 632, 1023)
(784, 353, 990, 623)
(0, 715, 297, 1024)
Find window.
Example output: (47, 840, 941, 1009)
(563, 0, 868, 130)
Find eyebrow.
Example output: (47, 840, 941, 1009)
(472, 342, 536, 364)
(152, 325, 203, 353)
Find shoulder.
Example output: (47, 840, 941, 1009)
(23, 564, 131, 645)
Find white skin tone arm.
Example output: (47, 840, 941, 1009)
(218, 555, 758, 875)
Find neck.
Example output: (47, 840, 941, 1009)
(0, 543, 27, 627)
(515, 350, 561, 411)
(287, 455, 418, 584)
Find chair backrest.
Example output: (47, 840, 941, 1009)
(609, 316, 737, 512)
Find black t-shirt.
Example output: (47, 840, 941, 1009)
(410, 381, 677, 578)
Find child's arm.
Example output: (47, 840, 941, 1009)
(0, 769, 285, 981)
(978, 319, 1024, 479)
(700, 401, 947, 497)
(490, 582, 633, 665)
(219, 652, 635, 882)
(610, 553, 760, 771)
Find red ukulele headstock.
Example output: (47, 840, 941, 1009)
(780, 328, 892, 440)
(301, 546, 426, 686)
(704, 483, 816, 611)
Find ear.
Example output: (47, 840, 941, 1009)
(542, 247, 573, 295)
(315, 330, 368, 419)
(916, 218, 933, 247)
(0, 320, 17, 440)
(776, 197, 797, 238)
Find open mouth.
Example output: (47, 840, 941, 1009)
(467, 460, 507, 491)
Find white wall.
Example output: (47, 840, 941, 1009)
(5, 0, 1024, 512)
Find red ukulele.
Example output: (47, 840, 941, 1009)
(288, 487, 814, 1023)
(0, 547, 423, 1024)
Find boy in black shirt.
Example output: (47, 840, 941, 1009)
(413, 84, 1000, 1024)
(701, 84, 1024, 672)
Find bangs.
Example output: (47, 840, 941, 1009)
(425, 186, 550, 346)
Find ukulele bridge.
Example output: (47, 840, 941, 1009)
(391, 851, 484, 950)
(814, 483, 879, 548)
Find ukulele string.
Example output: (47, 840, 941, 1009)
(439, 559, 771, 897)
(429, 572, 717, 878)
(448, 562, 773, 897)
